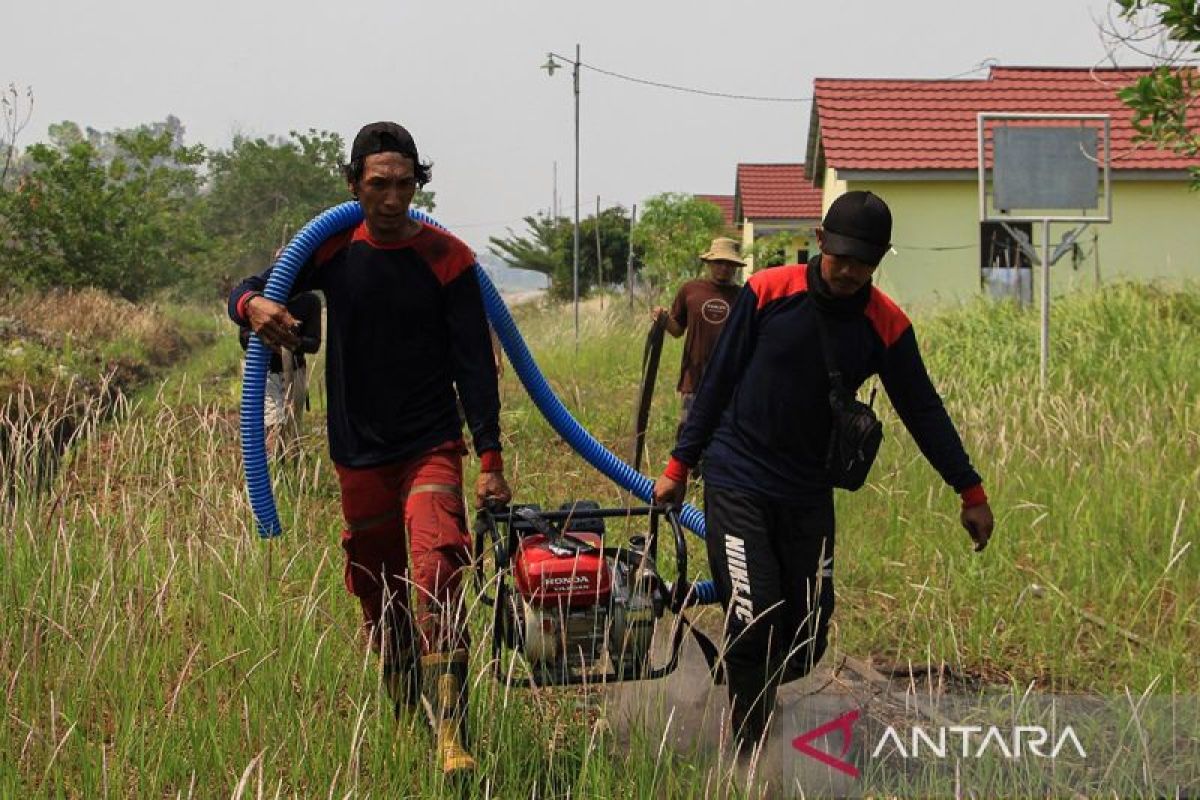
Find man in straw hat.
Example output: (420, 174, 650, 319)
(655, 191, 993, 756)
(652, 236, 744, 430)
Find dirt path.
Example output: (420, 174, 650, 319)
(600, 617, 980, 798)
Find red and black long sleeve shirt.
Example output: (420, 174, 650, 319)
(229, 221, 502, 470)
(669, 257, 982, 502)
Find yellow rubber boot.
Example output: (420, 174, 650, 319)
(420, 650, 476, 776)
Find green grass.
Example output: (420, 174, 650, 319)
(1, 284, 1198, 797)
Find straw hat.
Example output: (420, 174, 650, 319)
(699, 237, 745, 266)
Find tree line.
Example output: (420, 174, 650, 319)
(0, 114, 434, 301)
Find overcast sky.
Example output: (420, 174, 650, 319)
(4, 0, 1143, 252)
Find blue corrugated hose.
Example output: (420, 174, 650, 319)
(239, 204, 717, 605)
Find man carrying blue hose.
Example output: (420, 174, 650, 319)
(228, 122, 511, 776)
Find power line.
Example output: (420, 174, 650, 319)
(552, 55, 1003, 104)
(940, 57, 1000, 80)
(581, 61, 811, 103)
(549, 53, 810, 103)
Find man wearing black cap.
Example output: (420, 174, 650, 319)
(654, 190, 994, 754)
(229, 122, 510, 776)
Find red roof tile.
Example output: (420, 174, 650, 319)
(811, 67, 1199, 172)
(694, 193, 736, 226)
(735, 163, 824, 220)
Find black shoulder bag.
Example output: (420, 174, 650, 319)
(814, 311, 883, 491)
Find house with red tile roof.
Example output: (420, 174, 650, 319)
(807, 66, 1199, 307)
(733, 163, 824, 269)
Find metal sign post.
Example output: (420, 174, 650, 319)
(1040, 218, 1051, 386)
(978, 113, 1113, 388)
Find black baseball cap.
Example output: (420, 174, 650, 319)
(820, 190, 892, 267)
(349, 121, 419, 163)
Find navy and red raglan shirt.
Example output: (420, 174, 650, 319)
(669, 257, 983, 504)
(228, 221, 502, 471)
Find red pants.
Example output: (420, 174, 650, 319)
(335, 441, 472, 658)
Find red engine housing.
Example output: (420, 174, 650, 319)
(513, 532, 611, 608)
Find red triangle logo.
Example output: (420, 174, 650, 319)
(791, 708, 861, 778)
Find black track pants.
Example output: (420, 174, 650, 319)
(704, 483, 836, 745)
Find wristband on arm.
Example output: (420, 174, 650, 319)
(663, 456, 690, 483)
(236, 290, 263, 323)
(480, 449, 504, 473)
(960, 484, 988, 509)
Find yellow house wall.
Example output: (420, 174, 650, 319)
(741, 223, 816, 274)
(741, 220, 755, 269)
(823, 167, 847, 213)
(770, 230, 815, 267)
(793, 232, 813, 261)
(826, 174, 1200, 311)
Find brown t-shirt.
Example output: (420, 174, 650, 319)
(669, 278, 741, 393)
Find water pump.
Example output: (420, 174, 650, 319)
(475, 503, 696, 686)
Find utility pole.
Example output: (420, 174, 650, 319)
(540, 43, 582, 350)
(573, 43, 581, 352)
